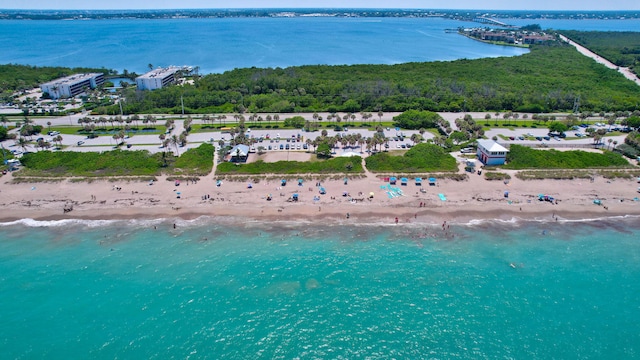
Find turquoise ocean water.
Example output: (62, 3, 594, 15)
(1, 217, 639, 359)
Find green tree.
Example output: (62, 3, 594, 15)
(316, 142, 332, 158)
(548, 121, 568, 134)
(627, 116, 640, 131)
(392, 110, 443, 130)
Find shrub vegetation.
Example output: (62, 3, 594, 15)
(504, 144, 630, 170)
(216, 156, 363, 175)
(365, 143, 457, 172)
(18, 144, 214, 177)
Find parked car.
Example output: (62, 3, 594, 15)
(77, 141, 85, 146)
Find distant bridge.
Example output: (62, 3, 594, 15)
(472, 17, 517, 28)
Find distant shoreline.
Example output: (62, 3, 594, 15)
(0, 9, 638, 21)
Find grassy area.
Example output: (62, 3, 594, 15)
(172, 143, 214, 176)
(365, 143, 458, 173)
(216, 156, 363, 175)
(16, 143, 214, 178)
(48, 125, 166, 137)
(504, 145, 631, 170)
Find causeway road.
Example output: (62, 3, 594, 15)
(559, 34, 640, 86)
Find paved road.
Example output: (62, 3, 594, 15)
(559, 34, 640, 85)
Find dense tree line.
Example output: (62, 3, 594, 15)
(111, 43, 640, 115)
(560, 30, 640, 75)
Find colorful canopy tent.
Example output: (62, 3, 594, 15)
(247, 183, 253, 189)
(389, 177, 397, 185)
(429, 177, 437, 186)
(415, 177, 422, 186)
(400, 177, 408, 186)
(216, 180, 222, 187)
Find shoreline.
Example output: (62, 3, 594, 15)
(2, 163, 639, 227)
(2, 190, 638, 226)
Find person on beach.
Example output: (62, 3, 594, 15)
(395, 217, 399, 224)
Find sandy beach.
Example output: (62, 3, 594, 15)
(2, 156, 639, 225)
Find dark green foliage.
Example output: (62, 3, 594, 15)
(365, 143, 458, 172)
(504, 144, 630, 169)
(172, 143, 214, 176)
(216, 156, 363, 174)
(624, 131, 640, 148)
(548, 121, 568, 133)
(616, 143, 639, 159)
(0, 126, 7, 141)
(105, 45, 640, 114)
(627, 116, 640, 131)
(560, 30, 640, 75)
(316, 143, 332, 158)
(283, 116, 305, 128)
(392, 110, 443, 130)
(20, 124, 42, 136)
(0, 64, 110, 102)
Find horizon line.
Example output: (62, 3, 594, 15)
(1, 8, 638, 12)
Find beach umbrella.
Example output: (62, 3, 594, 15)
(369, 192, 374, 198)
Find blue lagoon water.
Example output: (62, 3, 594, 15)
(0, 17, 530, 74)
(1, 17, 637, 74)
(1, 218, 639, 359)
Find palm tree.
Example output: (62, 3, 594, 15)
(170, 134, 180, 155)
(607, 138, 613, 150)
(16, 137, 28, 152)
(46, 121, 52, 132)
(612, 140, 618, 150)
(377, 111, 383, 125)
(54, 135, 63, 148)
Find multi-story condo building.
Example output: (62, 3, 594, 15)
(40, 73, 105, 99)
(135, 67, 182, 90)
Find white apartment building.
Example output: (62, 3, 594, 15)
(40, 73, 105, 99)
(135, 67, 182, 90)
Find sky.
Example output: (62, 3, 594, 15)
(0, 0, 638, 11)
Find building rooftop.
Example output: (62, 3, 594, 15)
(136, 66, 185, 80)
(41, 73, 102, 87)
(477, 139, 509, 153)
